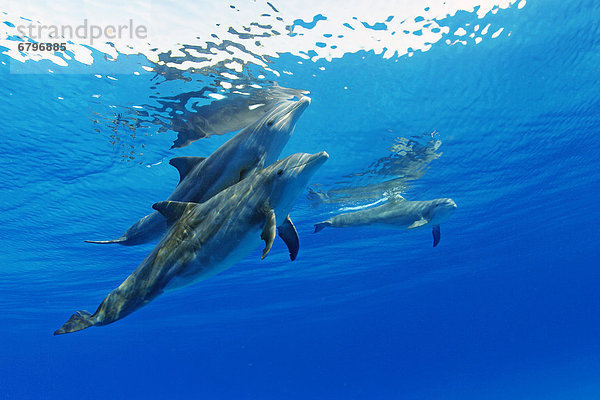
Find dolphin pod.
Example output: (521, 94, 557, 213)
(314, 197, 457, 247)
(55, 152, 329, 335)
(85, 96, 311, 247)
(55, 83, 457, 335)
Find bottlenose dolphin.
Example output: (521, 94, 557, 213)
(86, 96, 310, 247)
(169, 84, 309, 148)
(55, 152, 328, 335)
(313, 197, 457, 247)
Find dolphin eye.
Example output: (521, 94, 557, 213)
(277, 169, 283, 176)
(267, 119, 275, 127)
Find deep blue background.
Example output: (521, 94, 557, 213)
(1, 0, 600, 398)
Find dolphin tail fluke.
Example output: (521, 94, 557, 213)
(313, 222, 331, 233)
(54, 310, 95, 335)
(84, 237, 127, 245)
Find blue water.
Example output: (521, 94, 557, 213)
(2, 0, 600, 398)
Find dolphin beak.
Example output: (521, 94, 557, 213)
(306, 151, 329, 168)
(286, 96, 311, 126)
(292, 151, 328, 182)
(294, 95, 311, 109)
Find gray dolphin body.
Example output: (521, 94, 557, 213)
(314, 197, 457, 247)
(86, 96, 310, 246)
(55, 152, 329, 335)
(170, 85, 309, 148)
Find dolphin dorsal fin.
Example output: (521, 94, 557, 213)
(152, 201, 197, 226)
(169, 156, 207, 183)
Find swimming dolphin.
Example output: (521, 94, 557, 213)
(169, 84, 309, 148)
(313, 197, 457, 247)
(55, 152, 328, 335)
(85, 96, 310, 247)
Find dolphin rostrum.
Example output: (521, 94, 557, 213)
(313, 196, 457, 247)
(55, 152, 329, 335)
(86, 96, 310, 247)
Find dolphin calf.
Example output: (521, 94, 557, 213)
(86, 96, 310, 247)
(55, 152, 328, 335)
(313, 196, 457, 247)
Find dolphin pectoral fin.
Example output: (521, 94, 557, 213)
(407, 218, 429, 229)
(260, 209, 276, 260)
(152, 201, 198, 227)
(432, 225, 441, 247)
(54, 310, 94, 335)
(169, 156, 207, 184)
(240, 162, 261, 182)
(277, 216, 299, 261)
(239, 168, 251, 181)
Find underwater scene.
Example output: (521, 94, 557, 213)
(1, 0, 600, 398)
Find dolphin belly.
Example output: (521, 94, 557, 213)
(165, 230, 262, 291)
